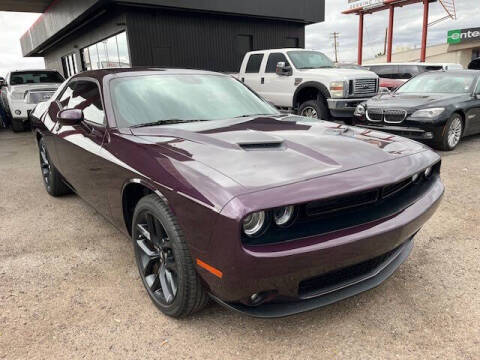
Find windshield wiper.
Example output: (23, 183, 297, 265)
(233, 114, 273, 119)
(131, 119, 208, 128)
(300, 66, 333, 69)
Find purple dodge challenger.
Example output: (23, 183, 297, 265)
(31, 68, 444, 318)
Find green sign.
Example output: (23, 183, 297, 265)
(448, 28, 480, 44)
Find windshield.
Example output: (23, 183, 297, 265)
(396, 72, 476, 94)
(10, 71, 64, 85)
(287, 51, 334, 69)
(110, 74, 279, 128)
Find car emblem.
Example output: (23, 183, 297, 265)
(361, 84, 370, 89)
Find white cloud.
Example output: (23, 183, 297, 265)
(306, 0, 480, 63)
(0, 12, 44, 77)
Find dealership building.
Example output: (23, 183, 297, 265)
(365, 27, 480, 68)
(0, 0, 325, 77)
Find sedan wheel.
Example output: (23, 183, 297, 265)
(447, 117, 462, 149)
(135, 211, 178, 305)
(132, 194, 208, 317)
(438, 114, 463, 151)
(37, 137, 71, 196)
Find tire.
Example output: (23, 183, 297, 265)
(132, 194, 209, 318)
(11, 119, 24, 132)
(38, 137, 71, 196)
(298, 99, 331, 120)
(437, 114, 463, 151)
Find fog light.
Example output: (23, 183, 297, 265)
(15, 110, 21, 115)
(425, 132, 433, 139)
(424, 167, 432, 178)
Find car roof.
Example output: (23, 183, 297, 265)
(246, 48, 320, 55)
(71, 67, 226, 82)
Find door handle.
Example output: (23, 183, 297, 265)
(261, 78, 265, 84)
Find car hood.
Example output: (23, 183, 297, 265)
(10, 83, 61, 93)
(366, 92, 469, 110)
(297, 68, 378, 81)
(131, 116, 426, 190)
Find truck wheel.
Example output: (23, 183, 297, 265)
(299, 100, 330, 120)
(11, 119, 24, 132)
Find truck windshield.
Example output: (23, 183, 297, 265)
(10, 71, 64, 85)
(287, 51, 334, 69)
(396, 72, 475, 94)
(110, 74, 280, 128)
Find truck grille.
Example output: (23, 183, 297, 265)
(352, 78, 378, 97)
(366, 108, 407, 124)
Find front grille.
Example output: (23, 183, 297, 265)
(366, 108, 383, 122)
(384, 109, 407, 123)
(26, 91, 56, 104)
(366, 108, 407, 124)
(353, 78, 378, 97)
(242, 162, 441, 246)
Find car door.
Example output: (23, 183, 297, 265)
(53, 79, 111, 216)
(241, 53, 264, 91)
(464, 79, 480, 135)
(261, 52, 296, 107)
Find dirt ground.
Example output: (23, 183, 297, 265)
(0, 129, 479, 360)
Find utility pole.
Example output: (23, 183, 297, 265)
(384, 28, 388, 55)
(330, 32, 340, 63)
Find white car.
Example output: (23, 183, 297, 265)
(235, 48, 379, 123)
(0, 70, 64, 132)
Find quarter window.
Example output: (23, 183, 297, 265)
(265, 53, 290, 73)
(245, 54, 264, 73)
(69, 81, 105, 125)
(81, 32, 130, 71)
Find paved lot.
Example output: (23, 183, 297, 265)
(0, 129, 479, 360)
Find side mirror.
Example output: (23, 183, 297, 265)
(0, 78, 5, 87)
(57, 109, 84, 125)
(276, 62, 292, 76)
(379, 87, 391, 95)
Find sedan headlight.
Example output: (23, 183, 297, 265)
(243, 211, 266, 237)
(411, 108, 445, 118)
(273, 206, 295, 227)
(330, 81, 346, 98)
(354, 104, 366, 117)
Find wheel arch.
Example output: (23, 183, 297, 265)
(293, 82, 331, 109)
(121, 179, 169, 235)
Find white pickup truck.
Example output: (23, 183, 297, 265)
(236, 49, 379, 123)
(0, 70, 64, 132)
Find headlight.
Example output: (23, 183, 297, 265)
(273, 206, 295, 227)
(330, 81, 345, 98)
(411, 108, 445, 118)
(354, 104, 366, 117)
(243, 211, 266, 237)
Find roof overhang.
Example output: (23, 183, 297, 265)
(0, 0, 52, 13)
(19, 0, 325, 57)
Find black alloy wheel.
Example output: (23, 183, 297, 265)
(132, 195, 208, 317)
(38, 137, 71, 196)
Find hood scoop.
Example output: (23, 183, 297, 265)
(238, 140, 285, 151)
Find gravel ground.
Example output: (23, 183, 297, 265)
(0, 129, 479, 360)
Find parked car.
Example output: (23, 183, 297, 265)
(354, 70, 480, 151)
(366, 62, 463, 91)
(31, 68, 444, 318)
(235, 49, 379, 123)
(468, 58, 480, 70)
(0, 70, 64, 132)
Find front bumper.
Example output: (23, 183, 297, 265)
(211, 238, 413, 318)
(327, 97, 374, 118)
(356, 124, 436, 140)
(8, 100, 36, 121)
(196, 152, 443, 317)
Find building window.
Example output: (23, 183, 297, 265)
(81, 31, 130, 71)
(61, 53, 79, 78)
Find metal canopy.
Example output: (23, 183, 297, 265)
(0, 0, 52, 12)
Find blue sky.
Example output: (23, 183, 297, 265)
(0, 0, 478, 75)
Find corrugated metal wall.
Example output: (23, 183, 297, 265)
(126, 7, 305, 72)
